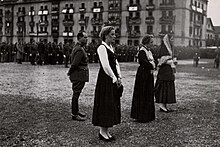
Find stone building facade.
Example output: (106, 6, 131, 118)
(0, 0, 208, 47)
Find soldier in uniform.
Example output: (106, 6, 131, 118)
(63, 42, 71, 68)
(16, 41, 24, 64)
(30, 40, 38, 65)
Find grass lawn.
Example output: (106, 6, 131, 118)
(0, 59, 220, 147)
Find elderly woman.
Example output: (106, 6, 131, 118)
(130, 35, 156, 123)
(92, 26, 123, 142)
(155, 34, 176, 112)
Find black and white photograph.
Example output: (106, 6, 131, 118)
(0, 0, 219, 146)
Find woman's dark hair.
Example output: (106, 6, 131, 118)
(141, 35, 152, 45)
(99, 26, 115, 41)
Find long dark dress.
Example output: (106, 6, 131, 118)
(92, 46, 121, 127)
(131, 50, 155, 123)
(155, 41, 176, 104)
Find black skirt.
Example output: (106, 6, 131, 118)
(155, 80, 176, 104)
(92, 69, 121, 127)
(131, 67, 155, 123)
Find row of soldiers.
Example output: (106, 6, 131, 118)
(0, 41, 139, 66)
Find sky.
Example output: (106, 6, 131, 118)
(207, 0, 220, 26)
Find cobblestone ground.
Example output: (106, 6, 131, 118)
(0, 59, 220, 146)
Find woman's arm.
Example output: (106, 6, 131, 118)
(98, 45, 117, 83)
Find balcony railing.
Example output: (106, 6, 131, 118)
(159, 16, 175, 24)
(17, 31, 24, 36)
(38, 32, 48, 36)
(63, 19, 74, 26)
(16, 21, 26, 27)
(78, 18, 86, 25)
(79, 7, 86, 13)
(128, 30, 141, 38)
(51, 8, 59, 14)
(108, 18, 121, 25)
(126, 16, 141, 25)
(146, 4, 155, 10)
(91, 18, 103, 25)
(145, 17, 155, 24)
(39, 20, 49, 26)
(52, 32, 59, 37)
(17, 11, 26, 16)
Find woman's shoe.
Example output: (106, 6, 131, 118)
(99, 133, 111, 142)
(160, 108, 169, 113)
(109, 136, 116, 141)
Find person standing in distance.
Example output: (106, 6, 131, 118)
(67, 32, 89, 121)
(92, 26, 123, 142)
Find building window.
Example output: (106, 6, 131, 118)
(128, 40, 132, 46)
(148, 11, 153, 17)
(189, 27, 192, 35)
(134, 40, 139, 46)
(147, 25, 153, 34)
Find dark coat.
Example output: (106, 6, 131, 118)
(131, 50, 155, 122)
(69, 42, 89, 82)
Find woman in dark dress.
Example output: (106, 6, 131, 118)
(131, 35, 156, 123)
(92, 26, 123, 142)
(155, 34, 176, 112)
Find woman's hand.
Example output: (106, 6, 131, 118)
(116, 78, 122, 88)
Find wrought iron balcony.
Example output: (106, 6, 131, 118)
(108, 18, 121, 25)
(17, 11, 26, 16)
(146, 4, 155, 10)
(91, 18, 103, 25)
(126, 16, 141, 25)
(39, 20, 49, 26)
(159, 16, 175, 24)
(128, 30, 141, 38)
(78, 18, 86, 25)
(145, 17, 155, 24)
(51, 8, 59, 14)
(52, 32, 59, 37)
(16, 21, 26, 27)
(63, 19, 74, 26)
(38, 32, 48, 36)
(17, 31, 24, 36)
(79, 7, 86, 13)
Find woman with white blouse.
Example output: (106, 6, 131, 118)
(92, 26, 123, 142)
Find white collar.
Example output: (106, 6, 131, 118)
(102, 41, 114, 53)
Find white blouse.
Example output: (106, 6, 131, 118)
(97, 41, 121, 83)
